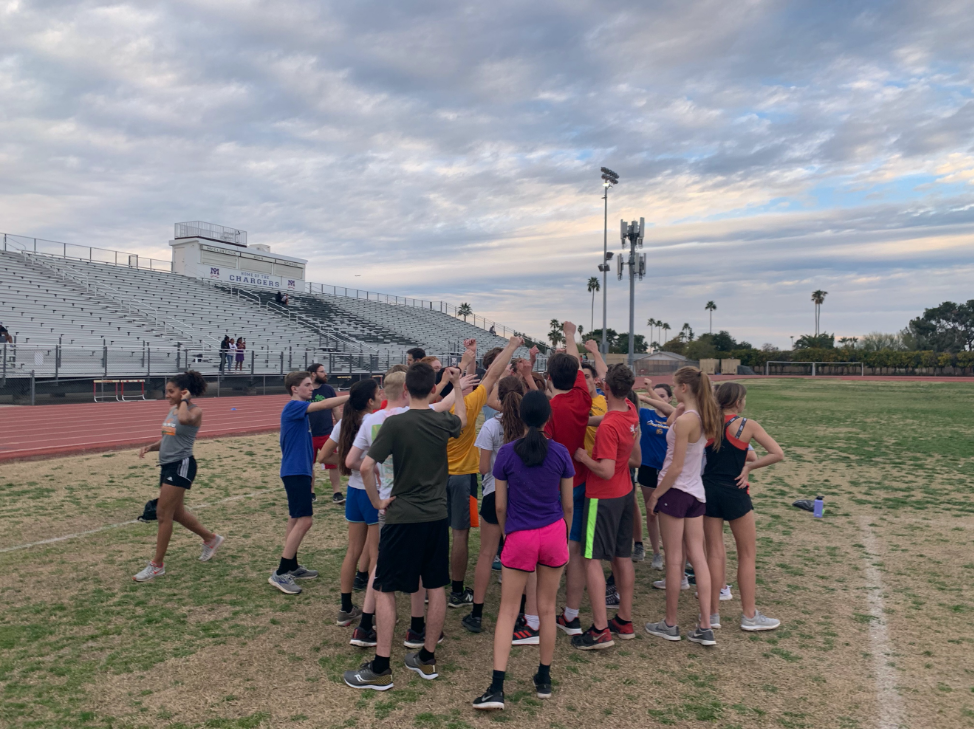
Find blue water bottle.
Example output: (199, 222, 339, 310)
(813, 495, 824, 518)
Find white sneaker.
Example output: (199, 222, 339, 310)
(134, 561, 165, 582)
(720, 585, 733, 601)
(199, 534, 224, 562)
(650, 553, 665, 571)
(653, 575, 690, 590)
(740, 610, 780, 631)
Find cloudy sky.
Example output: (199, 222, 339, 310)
(2, 0, 974, 347)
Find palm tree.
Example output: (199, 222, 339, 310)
(811, 290, 828, 336)
(548, 318, 564, 349)
(662, 322, 671, 342)
(457, 302, 472, 322)
(647, 317, 657, 347)
(705, 301, 716, 333)
(587, 277, 600, 333)
(681, 322, 694, 342)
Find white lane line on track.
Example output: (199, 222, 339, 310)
(0, 489, 275, 554)
(859, 516, 905, 729)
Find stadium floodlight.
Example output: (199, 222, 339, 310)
(619, 217, 648, 367)
(600, 166, 620, 355)
(598, 263, 610, 273)
(617, 254, 624, 280)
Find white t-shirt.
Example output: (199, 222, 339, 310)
(353, 407, 408, 499)
(328, 419, 365, 490)
(474, 415, 505, 497)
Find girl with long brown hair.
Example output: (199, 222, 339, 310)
(644, 366, 722, 646)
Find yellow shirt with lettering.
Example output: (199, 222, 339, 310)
(584, 394, 608, 456)
(447, 384, 488, 475)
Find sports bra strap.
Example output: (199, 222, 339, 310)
(726, 415, 748, 440)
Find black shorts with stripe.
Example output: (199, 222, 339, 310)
(160, 457, 197, 489)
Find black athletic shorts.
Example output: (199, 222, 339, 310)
(637, 465, 659, 489)
(373, 518, 450, 593)
(480, 492, 498, 525)
(581, 486, 635, 560)
(703, 482, 753, 522)
(282, 475, 314, 518)
(160, 457, 197, 489)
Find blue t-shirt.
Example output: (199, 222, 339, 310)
(280, 400, 314, 477)
(639, 407, 669, 470)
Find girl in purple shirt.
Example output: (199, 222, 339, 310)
(473, 391, 575, 711)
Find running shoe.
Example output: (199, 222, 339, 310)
(473, 687, 505, 710)
(403, 628, 446, 649)
(533, 673, 552, 699)
(556, 613, 582, 635)
(650, 553, 665, 571)
(512, 625, 540, 645)
(349, 626, 377, 647)
(332, 492, 345, 505)
(352, 572, 368, 591)
(607, 616, 635, 640)
(644, 619, 680, 641)
(461, 613, 483, 634)
(687, 627, 717, 646)
(710, 614, 721, 629)
(199, 534, 224, 562)
(343, 661, 393, 691)
(605, 590, 621, 609)
(133, 561, 165, 582)
(337, 605, 363, 627)
(289, 565, 318, 580)
(268, 572, 301, 594)
(571, 625, 614, 651)
(448, 587, 474, 608)
(653, 575, 690, 590)
(632, 543, 646, 562)
(404, 651, 438, 680)
(740, 610, 781, 632)
(492, 554, 502, 571)
(696, 585, 733, 601)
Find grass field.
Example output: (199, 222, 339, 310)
(2, 378, 974, 729)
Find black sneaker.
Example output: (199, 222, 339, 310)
(332, 492, 345, 505)
(352, 572, 369, 592)
(403, 628, 446, 649)
(533, 673, 552, 699)
(556, 613, 582, 635)
(310, 492, 317, 503)
(461, 613, 483, 633)
(472, 687, 505, 711)
(448, 587, 474, 609)
(570, 624, 615, 651)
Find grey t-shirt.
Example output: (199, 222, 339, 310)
(159, 406, 199, 464)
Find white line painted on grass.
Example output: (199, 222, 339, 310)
(859, 516, 905, 729)
(0, 489, 275, 554)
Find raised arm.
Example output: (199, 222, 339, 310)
(308, 393, 349, 413)
(582, 339, 607, 380)
(481, 335, 524, 394)
(447, 367, 467, 429)
(562, 321, 579, 362)
(638, 392, 676, 415)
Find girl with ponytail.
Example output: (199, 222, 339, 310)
(319, 378, 380, 626)
(644, 366, 721, 647)
(473, 390, 575, 710)
(464, 377, 525, 635)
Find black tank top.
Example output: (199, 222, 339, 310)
(702, 415, 748, 490)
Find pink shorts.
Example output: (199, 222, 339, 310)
(501, 520, 569, 572)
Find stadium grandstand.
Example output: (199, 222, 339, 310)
(0, 225, 540, 392)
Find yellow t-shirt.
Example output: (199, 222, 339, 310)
(584, 394, 608, 456)
(447, 384, 489, 475)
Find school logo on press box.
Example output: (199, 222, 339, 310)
(210, 267, 220, 278)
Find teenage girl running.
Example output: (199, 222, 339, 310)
(134, 371, 223, 582)
(319, 379, 381, 626)
(644, 366, 721, 646)
(473, 390, 575, 711)
(704, 382, 784, 631)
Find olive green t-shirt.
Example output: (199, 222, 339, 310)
(367, 408, 463, 524)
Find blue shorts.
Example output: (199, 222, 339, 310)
(569, 483, 586, 542)
(345, 487, 379, 525)
(282, 475, 314, 519)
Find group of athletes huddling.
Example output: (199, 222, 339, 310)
(134, 320, 784, 711)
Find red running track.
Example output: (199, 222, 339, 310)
(0, 394, 290, 462)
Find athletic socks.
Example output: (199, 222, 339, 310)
(372, 655, 390, 674)
(355, 569, 369, 583)
(519, 594, 527, 614)
(536, 663, 551, 683)
(452, 580, 464, 595)
(525, 614, 540, 631)
(490, 669, 505, 693)
(563, 607, 579, 621)
(472, 602, 484, 619)
(276, 556, 297, 576)
(419, 647, 435, 662)
(341, 593, 353, 613)
(410, 616, 425, 634)
(359, 612, 374, 631)
(614, 616, 632, 625)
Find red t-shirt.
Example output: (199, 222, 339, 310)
(544, 369, 592, 487)
(586, 400, 639, 499)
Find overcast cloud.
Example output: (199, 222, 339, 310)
(2, 0, 974, 346)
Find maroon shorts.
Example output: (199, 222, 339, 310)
(312, 435, 337, 470)
(655, 488, 705, 519)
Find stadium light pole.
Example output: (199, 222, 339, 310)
(600, 167, 619, 355)
(619, 217, 646, 367)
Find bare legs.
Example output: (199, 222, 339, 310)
(492, 565, 563, 672)
(341, 522, 369, 594)
(473, 522, 502, 604)
(451, 528, 469, 588)
(154, 484, 214, 565)
(659, 512, 711, 629)
(641, 487, 661, 556)
(632, 491, 644, 545)
(282, 515, 313, 560)
(564, 540, 585, 612)
(728, 512, 757, 618)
